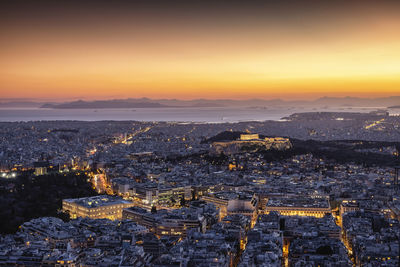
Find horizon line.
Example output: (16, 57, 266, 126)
(1, 95, 400, 103)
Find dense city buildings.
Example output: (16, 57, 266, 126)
(342, 211, 399, 266)
(0, 112, 400, 266)
(2, 0, 400, 265)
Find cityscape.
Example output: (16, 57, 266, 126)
(0, 114, 399, 266)
(1, 1, 400, 267)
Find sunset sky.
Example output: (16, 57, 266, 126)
(1, 0, 400, 100)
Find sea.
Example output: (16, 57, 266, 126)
(0, 106, 390, 123)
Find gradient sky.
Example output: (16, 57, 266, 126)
(1, 0, 400, 100)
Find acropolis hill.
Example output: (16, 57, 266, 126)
(211, 134, 292, 155)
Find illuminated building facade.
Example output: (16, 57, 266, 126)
(33, 161, 49, 176)
(211, 134, 291, 155)
(62, 195, 135, 220)
(240, 134, 260, 140)
(265, 197, 331, 218)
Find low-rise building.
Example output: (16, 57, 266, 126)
(265, 196, 331, 218)
(201, 191, 258, 220)
(62, 195, 135, 220)
(122, 206, 207, 238)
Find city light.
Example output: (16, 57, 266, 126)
(0, 1, 399, 266)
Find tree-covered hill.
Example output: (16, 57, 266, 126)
(0, 172, 98, 234)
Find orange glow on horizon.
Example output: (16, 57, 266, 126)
(1, 1, 399, 100)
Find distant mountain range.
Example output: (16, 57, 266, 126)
(0, 101, 44, 108)
(41, 100, 170, 109)
(388, 105, 400, 109)
(0, 96, 399, 109)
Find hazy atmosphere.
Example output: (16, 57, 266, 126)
(1, 2, 399, 267)
(1, 0, 400, 100)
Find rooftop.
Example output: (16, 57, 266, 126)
(63, 195, 131, 208)
(266, 197, 330, 208)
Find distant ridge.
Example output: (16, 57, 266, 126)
(1, 96, 400, 109)
(41, 100, 171, 109)
(388, 105, 400, 109)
